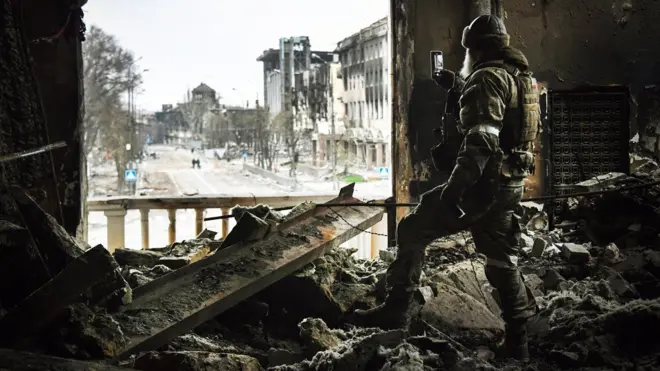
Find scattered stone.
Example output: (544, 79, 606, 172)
(531, 237, 548, 258)
(219, 212, 271, 250)
(603, 243, 620, 264)
(561, 243, 591, 264)
(196, 228, 217, 240)
(113, 249, 162, 268)
(520, 233, 534, 249)
(125, 269, 153, 288)
(523, 274, 544, 296)
(540, 268, 566, 291)
(420, 282, 504, 344)
(298, 318, 341, 353)
(379, 249, 395, 263)
(573, 172, 627, 192)
(39, 303, 128, 359)
(134, 351, 264, 371)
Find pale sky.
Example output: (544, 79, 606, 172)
(84, 0, 388, 112)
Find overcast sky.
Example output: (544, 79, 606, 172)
(84, 0, 388, 112)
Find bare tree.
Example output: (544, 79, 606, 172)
(272, 110, 300, 161)
(203, 110, 227, 148)
(254, 107, 278, 171)
(82, 25, 142, 189)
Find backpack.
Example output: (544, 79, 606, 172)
(474, 61, 541, 151)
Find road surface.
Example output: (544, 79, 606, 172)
(140, 145, 296, 196)
(87, 144, 390, 251)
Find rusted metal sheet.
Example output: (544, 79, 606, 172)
(112, 185, 384, 358)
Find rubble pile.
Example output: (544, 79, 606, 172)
(4, 173, 660, 369)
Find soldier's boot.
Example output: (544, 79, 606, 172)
(353, 287, 414, 329)
(504, 320, 530, 362)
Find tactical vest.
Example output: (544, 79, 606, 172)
(472, 61, 541, 179)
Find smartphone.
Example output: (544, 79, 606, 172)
(430, 50, 443, 75)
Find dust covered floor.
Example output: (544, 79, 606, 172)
(4, 171, 660, 370)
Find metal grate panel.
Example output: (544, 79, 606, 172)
(547, 87, 630, 221)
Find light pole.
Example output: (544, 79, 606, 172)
(312, 53, 338, 190)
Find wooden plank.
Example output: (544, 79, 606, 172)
(0, 349, 136, 371)
(0, 245, 119, 346)
(112, 197, 384, 359)
(87, 194, 336, 211)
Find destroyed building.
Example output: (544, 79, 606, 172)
(5, 0, 660, 370)
(335, 17, 391, 170)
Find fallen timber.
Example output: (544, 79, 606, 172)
(112, 184, 384, 359)
(204, 179, 660, 221)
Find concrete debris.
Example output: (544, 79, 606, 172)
(560, 243, 591, 263)
(6, 172, 660, 370)
(114, 238, 217, 270)
(133, 351, 264, 371)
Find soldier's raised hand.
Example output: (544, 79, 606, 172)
(432, 69, 457, 90)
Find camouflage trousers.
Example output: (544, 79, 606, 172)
(386, 183, 537, 323)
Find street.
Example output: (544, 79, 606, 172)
(87, 144, 390, 250)
(141, 145, 297, 196)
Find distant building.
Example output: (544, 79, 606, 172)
(154, 104, 185, 144)
(308, 60, 345, 167)
(257, 37, 334, 132)
(335, 17, 391, 169)
(191, 82, 217, 105)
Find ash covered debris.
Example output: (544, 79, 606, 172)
(4, 175, 660, 370)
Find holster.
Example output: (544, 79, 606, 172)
(502, 150, 535, 178)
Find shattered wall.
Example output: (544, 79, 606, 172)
(0, 0, 84, 234)
(503, 0, 660, 151)
(391, 0, 479, 220)
(392, 0, 660, 216)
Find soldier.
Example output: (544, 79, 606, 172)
(355, 15, 540, 361)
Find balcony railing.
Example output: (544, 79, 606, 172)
(86, 194, 389, 259)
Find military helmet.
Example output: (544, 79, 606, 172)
(461, 15, 510, 51)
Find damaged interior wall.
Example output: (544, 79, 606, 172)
(391, 0, 660, 219)
(503, 0, 660, 158)
(1, 0, 84, 235)
(391, 0, 486, 221)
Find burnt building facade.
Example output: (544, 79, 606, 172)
(256, 37, 334, 132)
(335, 17, 391, 169)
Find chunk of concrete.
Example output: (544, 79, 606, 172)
(603, 243, 620, 264)
(529, 237, 547, 258)
(298, 318, 341, 353)
(113, 248, 162, 268)
(379, 249, 395, 263)
(196, 228, 217, 240)
(573, 172, 627, 193)
(134, 351, 263, 371)
(560, 243, 591, 264)
(420, 282, 504, 340)
(430, 260, 500, 315)
(540, 268, 565, 291)
(523, 274, 544, 296)
(520, 233, 534, 249)
(218, 212, 270, 250)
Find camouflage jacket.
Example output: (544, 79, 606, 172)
(443, 65, 518, 201)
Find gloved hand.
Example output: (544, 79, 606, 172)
(432, 69, 457, 90)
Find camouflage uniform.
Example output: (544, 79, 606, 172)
(356, 15, 537, 361)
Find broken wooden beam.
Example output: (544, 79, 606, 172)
(0, 245, 120, 346)
(9, 186, 86, 274)
(0, 349, 137, 371)
(112, 186, 384, 359)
